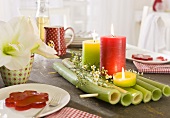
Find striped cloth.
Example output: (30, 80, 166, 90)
(133, 61, 170, 73)
(45, 107, 101, 118)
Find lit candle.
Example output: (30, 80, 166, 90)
(82, 31, 100, 67)
(100, 24, 126, 75)
(113, 68, 136, 87)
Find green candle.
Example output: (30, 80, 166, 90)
(82, 40, 100, 68)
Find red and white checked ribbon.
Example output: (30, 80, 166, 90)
(45, 107, 101, 118)
(133, 61, 170, 73)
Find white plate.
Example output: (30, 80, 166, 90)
(126, 49, 170, 64)
(0, 83, 70, 118)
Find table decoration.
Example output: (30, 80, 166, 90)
(82, 30, 100, 68)
(79, 93, 99, 98)
(132, 85, 152, 103)
(53, 62, 121, 105)
(62, 58, 143, 106)
(138, 76, 170, 97)
(0, 16, 58, 86)
(101, 82, 132, 106)
(100, 24, 126, 75)
(121, 87, 143, 105)
(113, 68, 136, 87)
(52, 51, 170, 106)
(62, 58, 132, 106)
(136, 79, 162, 101)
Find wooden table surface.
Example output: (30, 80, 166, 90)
(0, 53, 170, 118)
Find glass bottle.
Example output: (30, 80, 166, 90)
(36, 0, 50, 42)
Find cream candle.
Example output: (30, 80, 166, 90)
(113, 68, 137, 87)
(82, 40, 100, 68)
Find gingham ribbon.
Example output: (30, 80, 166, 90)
(45, 107, 101, 118)
(133, 61, 170, 73)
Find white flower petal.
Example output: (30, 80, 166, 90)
(8, 17, 38, 51)
(33, 42, 58, 58)
(29, 17, 40, 37)
(5, 52, 31, 70)
(18, 32, 37, 50)
(8, 17, 21, 28)
(0, 22, 14, 43)
(0, 52, 11, 67)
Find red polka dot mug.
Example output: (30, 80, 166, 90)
(44, 26, 75, 56)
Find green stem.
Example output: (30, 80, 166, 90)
(62, 58, 132, 106)
(122, 87, 143, 105)
(102, 82, 132, 106)
(136, 79, 162, 101)
(138, 76, 170, 97)
(132, 85, 152, 103)
(62, 58, 76, 69)
(119, 93, 132, 107)
(53, 62, 121, 105)
(87, 77, 132, 106)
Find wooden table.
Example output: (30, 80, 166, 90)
(0, 53, 170, 118)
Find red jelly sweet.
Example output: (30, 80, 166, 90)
(132, 54, 153, 61)
(5, 90, 48, 111)
(156, 56, 167, 61)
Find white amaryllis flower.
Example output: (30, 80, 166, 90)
(0, 16, 58, 70)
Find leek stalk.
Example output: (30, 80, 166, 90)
(132, 85, 152, 103)
(62, 58, 132, 106)
(136, 79, 162, 101)
(53, 62, 121, 105)
(138, 76, 170, 97)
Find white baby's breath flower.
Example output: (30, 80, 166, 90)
(101, 66, 108, 74)
(105, 80, 109, 83)
(93, 73, 100, 79)
(105, 74, 112, 79)
(82, 65, 87, 70)
(95, 70, 101, 75)
(79, 57, 82, 61)
(91, 65, 96, 71)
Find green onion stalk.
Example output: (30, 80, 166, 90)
(53, 62, 121, 105)
(121, 87, 143, 105)
(62, 58, 132, 106)
(132, 85, 152, 103)
(138, 76, 170, 97)
(86, 76, 132, 107)
(136, 79, 162, 101)
(105, 83, 132, 106)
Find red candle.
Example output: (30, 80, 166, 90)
(100, 36, 126, 75)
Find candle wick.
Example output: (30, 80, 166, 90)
(112, 35, 116, 37)
(94, 40, 96, 43)
(122, 67, 125, 79)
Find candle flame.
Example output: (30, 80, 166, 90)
(122, 67, 125, 79)
(111, 24, 114, 36)
(92, 30, 98, 41)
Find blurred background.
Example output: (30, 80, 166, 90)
(0, 0, 169, 47)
